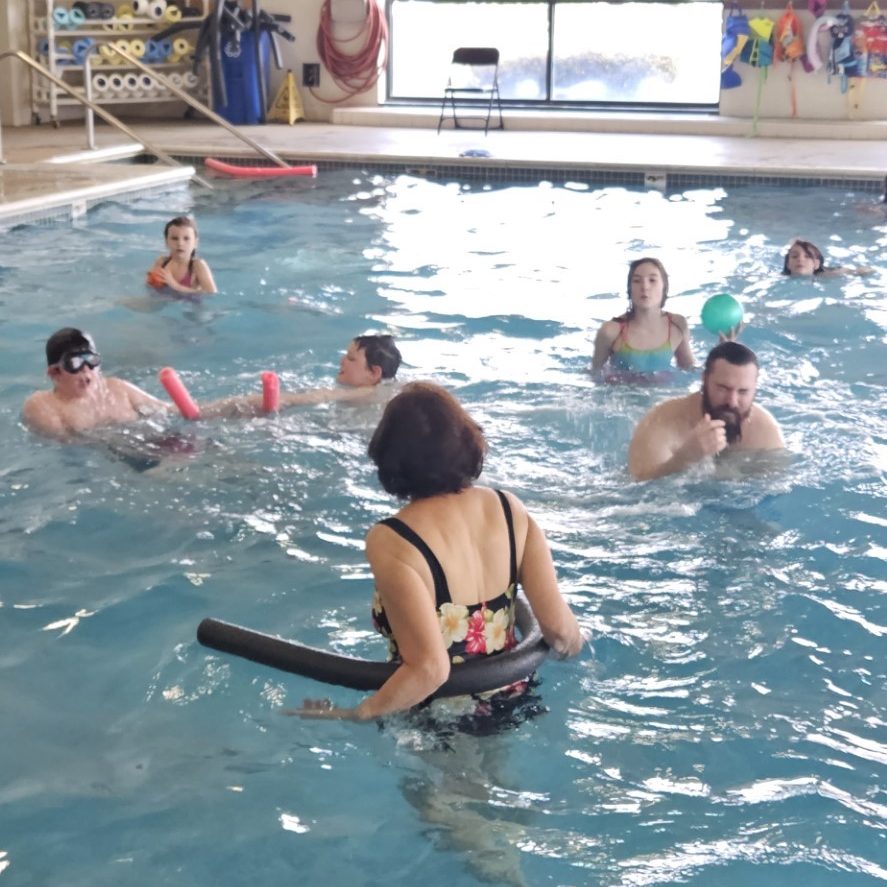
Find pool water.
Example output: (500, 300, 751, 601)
(0, 171, 885, 886)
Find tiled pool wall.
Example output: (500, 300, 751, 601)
(2, 156, 883, 231)
(181, 155, 887, 191)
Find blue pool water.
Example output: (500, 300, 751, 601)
(0, 171, 885, 886)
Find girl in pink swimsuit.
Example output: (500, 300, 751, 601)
(146, 215, 217, 295)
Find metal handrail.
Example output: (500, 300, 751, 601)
(113, 47, 290, 169)
(0, 49, 211, 187)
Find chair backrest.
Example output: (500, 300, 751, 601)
(452, 47, 499, 66)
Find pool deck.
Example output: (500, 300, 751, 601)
(1, 115, 885, 227)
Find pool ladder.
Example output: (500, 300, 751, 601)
(0, 48, 292, 188)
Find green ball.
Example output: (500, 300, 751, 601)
(701, 293, 743, 335)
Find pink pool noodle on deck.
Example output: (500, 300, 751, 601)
(159, 367, 201, 420)
(262, 371, 280, 413)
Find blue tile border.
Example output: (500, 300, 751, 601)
(193, 155, 884, 192)
(3, 155, 882, 231)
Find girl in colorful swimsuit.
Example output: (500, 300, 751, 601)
(591, 257, 694, 381)
(146, 216, 217, 294)
(290, 382, 583, 723)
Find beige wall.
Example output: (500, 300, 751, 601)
(3, 1, 885, 127)
(1, 1, 33, 126)
(235, 0, 887, 122)
(719, 6, 887, 120)
(263, 0, 381, 122)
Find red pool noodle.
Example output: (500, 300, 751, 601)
(262, 371, 280, 413)
(159, 367, 200, 420)
(205, 157, 318, 178)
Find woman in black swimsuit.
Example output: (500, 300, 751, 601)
(295, 382, 582, 721)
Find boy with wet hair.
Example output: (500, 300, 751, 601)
(23, 327, 170, 439)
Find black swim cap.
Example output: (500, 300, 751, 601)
(45, 328, 97, 366)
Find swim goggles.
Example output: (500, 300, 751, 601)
(58, 350, 102, 373)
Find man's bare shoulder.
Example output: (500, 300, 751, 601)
(22, 390, 66, 437)
(639, 392, 697, 426)
(746, 403, 784, 449)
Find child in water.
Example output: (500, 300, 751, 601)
(782, 239, 874, 277)
(146, 216, 217, 294)
(591, 257, 694, 381)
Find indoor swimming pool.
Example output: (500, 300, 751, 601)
(0, 169, 885, 886)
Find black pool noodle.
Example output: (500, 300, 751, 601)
(153, 19, 202, 42)
(197, 593, 550, 696)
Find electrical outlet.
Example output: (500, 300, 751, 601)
(303, 64, 320, 87)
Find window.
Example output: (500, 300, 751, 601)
(387, 1, 722, 107)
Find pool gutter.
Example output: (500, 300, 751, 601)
(0, 161, 193, 231)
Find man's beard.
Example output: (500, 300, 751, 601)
(702, 388, 748, 445)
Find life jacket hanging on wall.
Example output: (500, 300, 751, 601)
(857, 0, 887, 76)
(775, 1, 813, 116)
(740, 14, 775, 68)
(739, 14, 775, 134)
(721, 1, 751, 88)
(775, 1, 813, 70)
(828, 0, 863, 91)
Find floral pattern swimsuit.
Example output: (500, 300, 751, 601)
(372, 490, 532, 719)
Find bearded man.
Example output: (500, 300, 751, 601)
(628, 341, 784, 481)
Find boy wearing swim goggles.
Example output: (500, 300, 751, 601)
(56, 350, 102, 374)
(23, 327, 170, 439)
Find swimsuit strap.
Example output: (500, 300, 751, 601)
(615, 313, 674, 353)
(377, 517, 450, 607)
(612, 317, 630, 350)
(666, 311, 675, 338)
(378, 491, 517, 609)
(161, 254, 195, 273)
(494, 489, 518, 589)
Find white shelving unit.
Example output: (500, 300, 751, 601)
(28, 0, 210, 124)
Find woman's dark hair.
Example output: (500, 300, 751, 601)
(368, 382, 487, 499)
(782, 239, 825, 275)
(616, 257, 669, 319)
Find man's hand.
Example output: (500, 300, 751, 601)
(679, 413, 728, 462)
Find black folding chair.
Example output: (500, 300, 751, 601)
(437, 47, 504, 135)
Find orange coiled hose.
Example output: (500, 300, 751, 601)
(312, 0, 389, 103)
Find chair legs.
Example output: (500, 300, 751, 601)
(485, 88, 504, 136)
(437, 88, 504, 135)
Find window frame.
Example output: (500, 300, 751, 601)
(384, 0, 722, 112)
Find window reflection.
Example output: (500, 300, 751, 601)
(388, 0, 721, 106)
